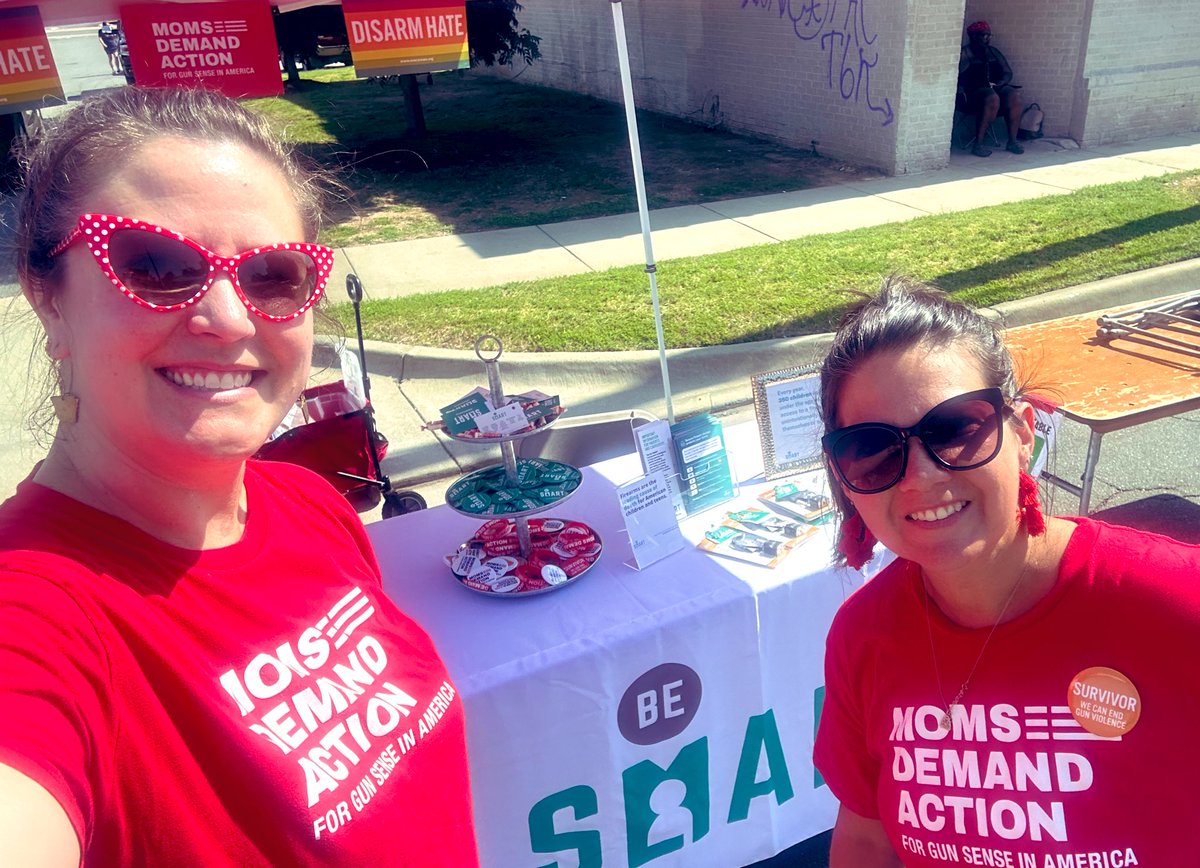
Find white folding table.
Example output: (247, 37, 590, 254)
(369, 432, 878, 866)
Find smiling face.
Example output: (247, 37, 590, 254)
(35, 136, 314, 479)
(834, 339, 1034, 575)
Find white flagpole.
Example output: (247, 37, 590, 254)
(609, 0, 675, 424)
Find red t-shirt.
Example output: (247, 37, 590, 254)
(0, 461, 479, 866)
(815, 518, 1200, 866)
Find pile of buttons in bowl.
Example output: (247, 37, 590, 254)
(445, 517, 603, 596)
(445, 459, 582, 516)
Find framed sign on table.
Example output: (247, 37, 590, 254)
(751, 365, 824, 480)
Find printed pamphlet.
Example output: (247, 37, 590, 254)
(669, 413, 736, 515)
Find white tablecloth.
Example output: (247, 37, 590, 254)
(369, 435, 879, 867)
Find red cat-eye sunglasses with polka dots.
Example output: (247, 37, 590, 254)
(50, 214, 334, 322)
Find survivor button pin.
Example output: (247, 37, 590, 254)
(445, 521, 604, 598)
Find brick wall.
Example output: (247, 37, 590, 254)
(481, 0, 921, 173)
(478, 0, 1198, 174)
(893, 0, 966, 174)
(1075, 0, 1200, 146)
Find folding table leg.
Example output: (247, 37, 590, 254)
(1078, 430, 1104, 515)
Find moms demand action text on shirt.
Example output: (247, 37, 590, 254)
(216, 588, 459, 838)
(888, 704, 1140, 868)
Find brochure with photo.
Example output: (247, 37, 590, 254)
(670, 413, 736, 515)
(757, 471, 835, 524)
(694, 502, 819, 568)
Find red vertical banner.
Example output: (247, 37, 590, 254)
(0, 5, 65, 112)
(120, 0, 283, 98)
(342, 0, 469, 78)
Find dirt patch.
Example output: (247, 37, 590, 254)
(1168, 175, 1200, 196)
(270, 73, 883, 246)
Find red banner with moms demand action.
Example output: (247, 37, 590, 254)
(120, 0, 282, 97)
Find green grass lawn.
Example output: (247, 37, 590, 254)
(325, 171, 1200, 352)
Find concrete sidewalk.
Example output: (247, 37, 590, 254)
(331, 131, 1200, 300)
(4, 130, 1200, 515)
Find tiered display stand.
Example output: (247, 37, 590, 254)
(442, 337, 604, 597)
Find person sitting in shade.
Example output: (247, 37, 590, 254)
(958, 20, 1024, 157)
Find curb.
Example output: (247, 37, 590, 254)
(321, 257, 1200, 421)
(980, 258, 1200, 329)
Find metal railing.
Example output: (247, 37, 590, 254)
(1095, 291, 1200, 358)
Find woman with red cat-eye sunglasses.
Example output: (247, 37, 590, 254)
(2, 86, 478, 868)
(49, 213, 335, 321)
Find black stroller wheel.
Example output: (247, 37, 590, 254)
(382, 490, 427, 519)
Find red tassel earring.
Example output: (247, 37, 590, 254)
(1018, 470, 1046, 537)
(838, 511, 878, 570)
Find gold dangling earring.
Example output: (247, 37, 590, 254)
(47, 350, 79, 425)
(51, 394, 79, 424)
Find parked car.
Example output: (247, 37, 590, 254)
(273, 6, 352, 71)
(118, 25, 134, 84)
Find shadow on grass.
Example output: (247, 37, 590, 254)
(712, 199, 1200, 347)
(728, 311, 846, 345)
(930, 205, 1200, 292)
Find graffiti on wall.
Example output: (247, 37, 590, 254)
(740, 0, 895, 126)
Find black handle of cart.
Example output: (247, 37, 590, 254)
(346, 274, 373, 406)
(345, 274, 384, 486)
(343, 274, 428, 518)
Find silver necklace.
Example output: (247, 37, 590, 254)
(921, 559, 1029, 731)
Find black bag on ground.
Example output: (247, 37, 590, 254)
(1018, 103, 1044, 140)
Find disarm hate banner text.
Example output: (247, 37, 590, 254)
(0, 6, 65, 112)
(343, 0, 469, 78)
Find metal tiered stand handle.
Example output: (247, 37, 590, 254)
(475, 336, 533, 555)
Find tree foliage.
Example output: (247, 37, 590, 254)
(466, 0, 542, 67)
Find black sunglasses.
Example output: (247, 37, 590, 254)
(822, 388, 1009, 494)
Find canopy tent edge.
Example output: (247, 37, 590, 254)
(0, 0, 340, 28)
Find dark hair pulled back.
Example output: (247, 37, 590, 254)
(818, 276, 1024, 541)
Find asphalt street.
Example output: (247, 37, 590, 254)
(42, 21, 127, 111)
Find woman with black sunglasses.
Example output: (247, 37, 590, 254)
(812, 277, 1200, 866)
(0, 88, 478, 866)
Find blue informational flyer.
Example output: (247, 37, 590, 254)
(669, 413, 736, 515)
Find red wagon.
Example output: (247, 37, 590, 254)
(255, 275, 426, 519)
